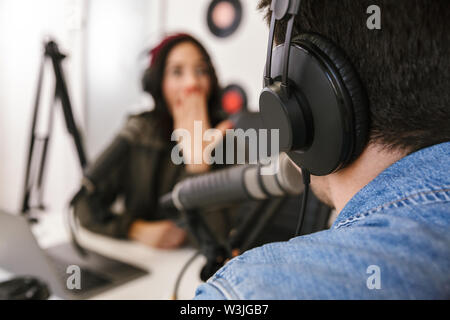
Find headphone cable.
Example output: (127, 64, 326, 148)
(171, 250, 201, 300)
(295, 169, 310, 237)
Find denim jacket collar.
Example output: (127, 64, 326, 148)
(332, 142, 450, 229)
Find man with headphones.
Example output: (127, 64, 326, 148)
(195, 0, 450, 299)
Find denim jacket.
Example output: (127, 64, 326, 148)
(194, 142, 450, 299)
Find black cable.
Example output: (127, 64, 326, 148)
(66, 204, 89, 258)
(172, 250, 201, 300)
(295, 169, 310, 237)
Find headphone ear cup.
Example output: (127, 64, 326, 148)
(142, 66, 157, 96)
(293, 33, 369, 164)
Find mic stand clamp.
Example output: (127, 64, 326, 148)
(180, 209, 231, 282)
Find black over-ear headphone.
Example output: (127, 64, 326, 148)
(259, 0, 369, 176)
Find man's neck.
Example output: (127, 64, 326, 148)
(328, 143, 408, 214)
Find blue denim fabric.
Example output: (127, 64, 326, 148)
(194, 142, 450, 299)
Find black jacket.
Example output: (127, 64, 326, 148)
(73, 111, 234, 240)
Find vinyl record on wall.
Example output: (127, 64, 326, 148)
(207, 0, 243, 38)
(221, 84, 247, 115)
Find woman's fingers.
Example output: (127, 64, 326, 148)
(215, 119, 234, 135)
(172, 91, 207, 125)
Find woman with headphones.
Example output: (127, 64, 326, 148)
(73, 33, 233, 249)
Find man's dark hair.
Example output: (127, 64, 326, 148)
(141, 34, 224, 136)
(258, 0, 450, 153)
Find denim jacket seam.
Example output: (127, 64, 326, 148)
(208, 277, 242, 300)
(335, 188, 450, 229)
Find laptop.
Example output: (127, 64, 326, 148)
(0, 210, 148, 299)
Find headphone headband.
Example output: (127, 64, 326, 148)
(259, 0, 369, 176)
(264, 0, 301, 89)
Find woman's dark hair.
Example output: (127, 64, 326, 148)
(141, 34, 224, 137)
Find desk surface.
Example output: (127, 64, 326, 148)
(1, 212, 205, 300)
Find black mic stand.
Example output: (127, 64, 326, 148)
(21, 39, 87, 223)
(228, 198, 285, 254)
(172, 197, 287, 282)
(180, 209, 232, 282)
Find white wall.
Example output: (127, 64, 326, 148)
(0, 0, 269, 214)
(0, 0, 87, 214)
(85, 0, 159, 158)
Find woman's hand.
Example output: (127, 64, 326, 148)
(128, 219, 187, 249)
(172, 87, 211, 134)
(171, 88, 233, 173)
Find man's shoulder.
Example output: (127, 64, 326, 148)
(195, 143, 450, 300)
(196, 217, 450, 299)
(196, 232, 365, 299)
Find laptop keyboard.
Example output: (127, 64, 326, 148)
(51, 258, 113, 294)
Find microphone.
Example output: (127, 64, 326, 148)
(160, 153, 304, 211)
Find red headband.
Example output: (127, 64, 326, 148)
(149, 33, 191, 67)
